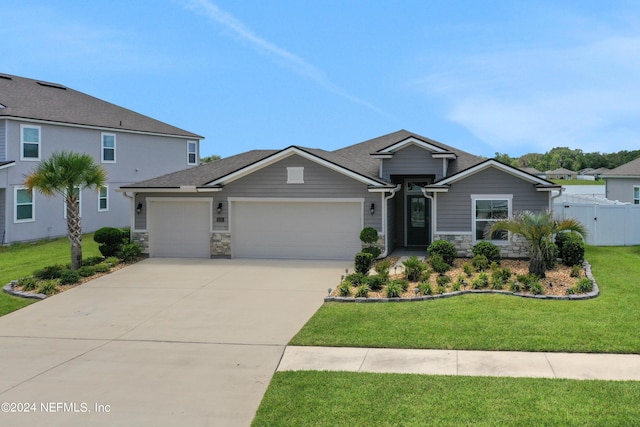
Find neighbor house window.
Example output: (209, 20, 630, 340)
(187, 141, 197, 165)
(634, 186, 640, 205)
(472, 195, 512, 242)
(63, 187, 82, 219)
(287, 167, 304, 184)
(21, 125, 41, 160)
(98, 186, 109, 211)
(14, 187, 34, 222)
(102, 133, 116, 163)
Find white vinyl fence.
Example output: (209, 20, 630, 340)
(554, 201, 640, 246)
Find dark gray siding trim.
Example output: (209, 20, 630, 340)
(382, 144, 445, 181)
(436, 167, 549, 232)
(0, 120, 6, 161)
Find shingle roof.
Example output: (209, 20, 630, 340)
(546, 167, 576, 174)
(0, 73, 202, 139)
(603, 157, 640, 177)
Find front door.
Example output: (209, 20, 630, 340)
(407, 195, 429, 246)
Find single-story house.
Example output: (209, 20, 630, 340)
(545, 167, 577, 180)
(602, 157, 640, 204)
(119, 130, 561, 260)
(519, 167, 545, 178)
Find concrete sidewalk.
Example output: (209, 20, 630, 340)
(278, 346, 640, 381)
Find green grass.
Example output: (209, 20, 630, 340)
(551, 179, 604, 185)
(290, 246, 640, 353)
(0, 234, 101, 316)
(253, 371, 640, 426)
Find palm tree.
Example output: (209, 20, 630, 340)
(25, 151, 107, 270)
(489, 211, 587, 277)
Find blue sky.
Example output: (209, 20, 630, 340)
(3, 0, 639, 159)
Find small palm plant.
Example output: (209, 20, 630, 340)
(489, 211, 587, 277)
(25, 151, 107, 270)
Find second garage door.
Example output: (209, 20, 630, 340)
(231, 200, 362, 260)
(148, 199, 211, 258)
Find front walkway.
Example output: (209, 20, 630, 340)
(278, 346, 640, 381)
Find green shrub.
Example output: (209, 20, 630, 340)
(374, 259, 392, 279)
(490, 275, 504, 290)
(462, 262, 475, 277)
(355, 285, 369, 298)
(561, 234, 585, 266)
(455, 275, 466, 289)
(385, 281, 402, 298)
(555, 231, 574, 254)
(117, 242, 142, 262)
(389, 279, 409, 292)
(420, 269, 432, 282)
(491, 267, 511, 288)
(94, 227, 125, 257)
(367, 275, 386, 291)
(403, 256, 427, 281)
(472, 241, 501, 264)
(529, 280, 544, 295)
(82, 256, 105, 266)
(489, 261, 500, 272)
(417, 282, 433, 295)
(570, 264, 582, 278)
(120, 227, 131, 244)
(345, 272, 366, 286)
(472, 272, 489, 289)
(361, 246, 381, 259)
(509, 280, 521, 292)
(338, 281, 352, 297)
(17, 276, 38, 291)
(34, 264, 65, 280)
(104, 256, 120, 267)
(565, 287, 576, 295)
(451, 279, 462, 292)
(37, 280, 60, 296)
(437, 284, 447, 294)
(516, 274, 539, 291)
(436, 275, 451, 287)
(59, 269, 81, 285)
(472, 255, 489, 272)
(575, 277, 593, 293)
(354, 252, 374, 275)
(93, 263, 111, 273)
(429, 254, 450, 274)
(541, 239, 559, 270)
(427, 240, 457, 265)
(359, 227, 379, 245)
(77, 265, 96, 277)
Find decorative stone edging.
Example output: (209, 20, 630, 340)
(3, 281, 48, 300)
(325, 261, 599, 303)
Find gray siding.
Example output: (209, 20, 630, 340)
(605, 178, 640, 203)
(382, 144, 445, 181)
(436, 167, 549, 232)
(0, 120, 5, 161)
(0, 189, 5, 244)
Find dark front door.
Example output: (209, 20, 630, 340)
(407, 195, 429, 246)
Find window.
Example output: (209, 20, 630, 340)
(634, 186, 640, 205)
(14, 187, 34, 222)
(98, 186, 109, 211)
(472, 195, 512, 242)
(63, 187, 81, 219)
(21, 125, 40, 160)
(187, 141, 197, 165)
(102, 133, 116, 163)
(287, 167, 304, 184)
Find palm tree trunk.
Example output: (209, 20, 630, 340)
(66, 199, 83, 270)
(529, 253, 546, 277)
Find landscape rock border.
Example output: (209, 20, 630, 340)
(325, 261, 599, 303)
(3, 281, 48, 300)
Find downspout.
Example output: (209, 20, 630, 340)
(421, 188, 435, 243)
(123, 191, 135, 241)
(379, 184, 402, 258)
(550, 187, 564, 213)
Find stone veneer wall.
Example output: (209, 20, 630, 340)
(211, 232, 231, 257)
(433, 233, 530, 259)
(132, 232, 149, 253)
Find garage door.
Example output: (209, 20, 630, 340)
(231, 200, 362, 260)
(148, 199, 211, 258)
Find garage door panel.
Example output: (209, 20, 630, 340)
(232, 201, 362, 260)
(149, 201, 211, 258)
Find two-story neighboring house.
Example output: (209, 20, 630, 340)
(0, 73, 203, 244)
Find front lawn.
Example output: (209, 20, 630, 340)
(0, 234, 101, 316)
(253, 371, 640, 426)
(290, 246, 640, 353)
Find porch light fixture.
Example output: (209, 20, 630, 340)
(370, 203, 375, 215)
(136, 203, 142, 215)
(217, 202, 223, 214)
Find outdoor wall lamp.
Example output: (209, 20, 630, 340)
(217, 202, 223, 214)
(136, 203, 142, 215)
(370, 203, 375, 215)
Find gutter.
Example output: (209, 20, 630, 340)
(379, 184, 402, 258)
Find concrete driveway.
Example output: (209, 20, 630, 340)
(0, 258, 347, 426)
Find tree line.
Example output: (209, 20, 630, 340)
(493, 147, 640, 172)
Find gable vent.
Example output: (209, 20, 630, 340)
(37, 81, 67, 90)
(0, 74, 12, 80)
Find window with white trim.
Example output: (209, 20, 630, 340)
(102, 133, 116, 163)
(21, 125, 41, 160)
(187, 141, 197, 165)
(63, 187, 82, 219)
(634, 186, 639, 205)
(287, 167, 304, 184)
(14, 187, 34, 222)
(98, 186, 109, 211)
(472, 195, 511, 242)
